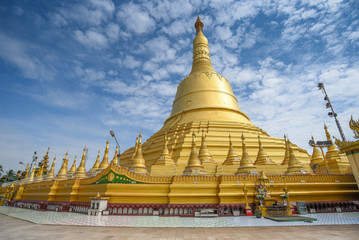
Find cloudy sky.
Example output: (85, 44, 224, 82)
(0, 0, 358, 173)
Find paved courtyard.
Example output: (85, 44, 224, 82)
(0, 206, 359, 239)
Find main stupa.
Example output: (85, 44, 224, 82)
(120, 16, 312, 175)
(2, 17, 356, 217)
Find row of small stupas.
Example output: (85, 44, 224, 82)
(21, 123, 349, 184)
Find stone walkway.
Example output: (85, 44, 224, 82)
(1, 206, 359, 227)
(1, 213, 359, 240)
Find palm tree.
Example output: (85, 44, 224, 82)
(5, 169, 16, 181)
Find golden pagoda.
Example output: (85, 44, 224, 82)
(2, 16, 358, 216)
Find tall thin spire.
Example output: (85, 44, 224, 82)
(99, 139, 110, 170)
(183, 132, 206, 174)
(90, 150, 100, 175)
(55, 152, 69, 180)
(45, 157, 56, 181)
(74, 147, 87, 179)
(132, 132, 148, 174)
(153, 133, 175, 166)
(236, 134, 256, 174)
(310, 136, 324, 168)
(68, 156, 77, 178)
(281, 135, 290, 165)
(199, 129, 216, 165)
(28, 163, 36, 183)
(285, 139, 304, 174)
(111, 146, 119, 166)
(129, 137, 138, 168)
(254, 135, 275, 165)
(223, 134, 240, 165)
(191, 15, 215, 74)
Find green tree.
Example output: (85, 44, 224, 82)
(0, 164, 3, 178)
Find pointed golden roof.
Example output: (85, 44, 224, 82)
(28, 163, 36, 183)
(99, 139, 110, 170)
(68, 156, 77, 177)
(285, 140, 304, 174)
(111, 146, 119, 166)
(55, 152, 69, 180)
(222, 134, 240, 165)
(153, 133, 175, 166)
(199, 129, 216, 165)
(281, 135, 290, 165)
(163, 16, 251, 127)
(236, 134, 256, 174)
(132, 132, 148, 174)
(74, 147, 87, 179)
(90, 150, 101, 174)
(23, 164, 30, 180)
(128, 137, 138, 168)
(324, 124, 342, 163)
(310, 136, 324, 166)
(183, 132, 206, 174)
(254, 135, 275, 165)
(45, 157, 56, 181)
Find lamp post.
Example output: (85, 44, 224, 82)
(318, 83, 346, 141)
(110, 130, 121, 166)
(26, 151, 38, 184)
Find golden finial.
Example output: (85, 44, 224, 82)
(195, 15, 204, 32)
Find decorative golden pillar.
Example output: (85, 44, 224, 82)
(132, 133, 148, 174)
(236, 134, 256, 174)
(45, 157, 56, 181)
(89, 150, 100, 175)
(74, 147, 87, 179)
(183, 132, 206, 175)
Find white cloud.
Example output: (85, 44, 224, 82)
(121, 55, 141, 69)
(0, 31, 55, 81)
(74, 30, 108, 49)
(106, 23, 120, 42)
(75, 67, 106, 84)
(118, 3, 156, 35)
(57, 0, 115, 26)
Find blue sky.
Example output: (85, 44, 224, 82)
(0, 0, 358, 172)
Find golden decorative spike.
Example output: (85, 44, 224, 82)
(45, 157, 56, 181)
(310, 136, 324, 168)
(183, 132, 206, 175)
(41, 147, 50, 175)
(254, 135, 275, 165)
(199, 129, 216, 165)
(349, 115, 359, 139)
(128, 137, 139, 168)
(23, 164, 30, 180)
(68, 156, 77, 177)
(74, 147, 87, 179)
(132, 133, 148, 174)
(111, 146, 119, 166)
(55, 152, 69, 180)
(90, 150, 100, 174)
(27, 163, 36, 184)
(99, 139, 110, 170)
(285, 140, 304, 174)
(153, 133, 175, 166)
(281, 136, 290, 165)
(223, 134, 240, 165)
(236, 134, 256, 174)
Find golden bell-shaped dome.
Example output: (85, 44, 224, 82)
(164, 16, 251, 127)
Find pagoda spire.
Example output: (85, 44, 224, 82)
(254, 135, 275, 165)
(74, 147, 87, 179)
(41, 147, 50, 174)
(236, 134, 256, 174)
(222, 134, 240, 165)
(55, 152, 69, 180)
(111, 146, 119, 166)
(199, 129, 216, 165)
(23, 164, 30, 180)
(90, 150, 100, 175)
(191, 16, 215, 74)
(45, 157, 56, 181)
(310, 136, 324, 168)
(68, 156, 77, 178)
(285, 139, 304, 174)
(34, 164, 44, 183)
(183, 132, 206, 174)
(153, 133, 175, 166)
(99, 139, 110, 170)
(281, 135, 290, 165)
(324, 124, 341, 163)
(27, 163, 36, 184)
(129, 137, 138, 168)
(132, 132, 148, 174)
